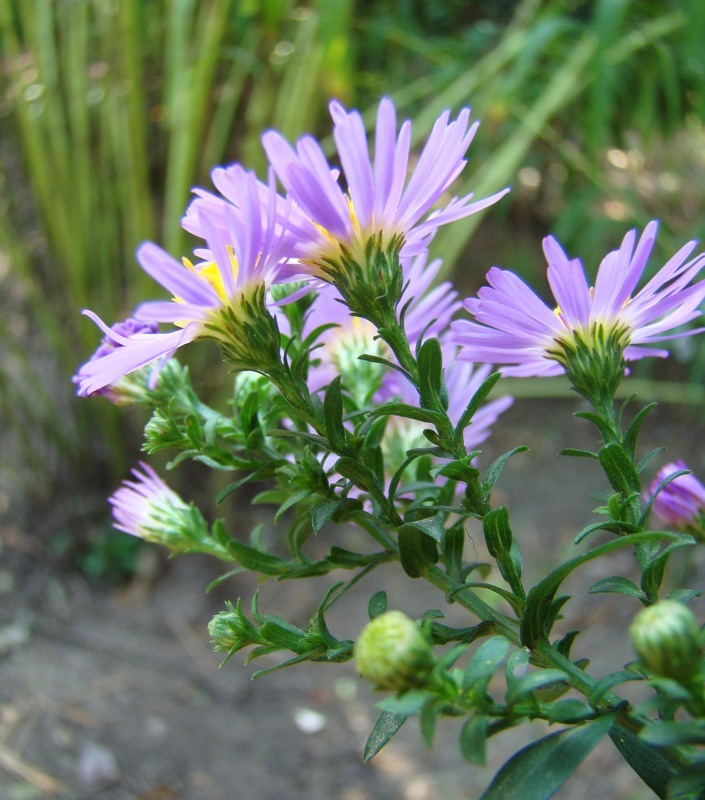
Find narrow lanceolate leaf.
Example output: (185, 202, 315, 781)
(334, 457, 388, 508)
(520, 532, 683, 647)
(455, 371, 501, 435)
(398, 523, 438, 578)
(417, 337, 444, 410)
(363, 712, 407, 762)
(323, 376, 347, 453)
(639, 721, 705, 747)
(559, 447, 598, 459)
(640, 537, 695, 599)
(598, 442, 641, 495)
(460, 716, 488, 764)
(483, 446, 529, 493)
(588, 576, 647, 602)
(403, 515, 445, 542)
(311, 500, 341, 533)
(505, 669, 569, 706)
(368, 590, 387, 620)
(622, 402, 656, 461)
(609, 725, 677, 798)
(223, 536, 288, 575)
(479, 713, 616, 800)
(463, 636, 511, 694)
(369, 402, 446, 426)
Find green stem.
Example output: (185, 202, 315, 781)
(424, 564, 521, 643)
(266, 362, 327, 438)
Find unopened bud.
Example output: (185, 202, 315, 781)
(354, 611, 435, 691)
(630, 601, 703, 683)
(209, 600, 254, 655)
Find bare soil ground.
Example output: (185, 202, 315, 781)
(2, 397, 704, 800)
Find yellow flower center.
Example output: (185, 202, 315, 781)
(172, 251, 240, 327)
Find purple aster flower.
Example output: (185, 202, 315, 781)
(646, 460, 705, 537)
(452, 221, 705, 382)
(110, 462, 229, 556)
(73, 317, 159, 403)
(111, 462, 190, 540)
(75, 169, 289, 397)
(262, 97, 509, 274)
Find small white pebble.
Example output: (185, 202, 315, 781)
(292, 707, 326, 734)
(76, 741, 120, 787)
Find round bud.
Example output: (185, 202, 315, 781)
(354, 610, 435, 691)
(630, 600, 703, 683)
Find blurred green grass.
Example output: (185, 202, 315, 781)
(1, 0, 705, 536)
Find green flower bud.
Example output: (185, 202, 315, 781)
(630, 601, 703, 683)
(208, 600, 262, 658)
(354, 611, 435, 691)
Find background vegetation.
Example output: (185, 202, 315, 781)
(2, 0, 705, 562)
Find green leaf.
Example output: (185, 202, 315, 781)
(323, 376, 347, 453)
(640, 468, 690, 525)
(335, 457, 388, 507)
(363, 712, 407, 762)
(463, 636, 511, 694)
(311, 500, 341, 533)
(377, 690, 435, 716)
(483, 506, 523, 598)
(449, 582, 524, 615)
(640, 721, 705, 747)
(588, 576, 647, 602)
(623, 402, 656, 460)
(455, 371, 501, 434)
(598, 442, 641, 495)
(460, 716, 488, 764)
(358, 353, 413, 382)
(544, 699, 594, 724)
(574, 519, 640, 544)
(590, 670, 644, 705)
(667, 761, 705, 799)
(368, 590, 387, 619)
(403, 515, 445, 542)
(398, 523, 438, 578)
(443, 522, 465, 582)
(483, 505, 513, 555)
(574, 410, 616, 440)
(274, 489, 311, 523)
(641, 537, 695, 599)
(417, 337, 444, 410)
(420, 700, 437, 747)
(559, 448, 598, 459)
(369, 402, 445, 426)
(216, 465, 275, 503)
(635, 446, 666, 475)
(483, 446, 529, 494)
(479, 713, 616, 800)
(520, 532, 683, 647)
(224, 535, 288, 576)
(259, 616, 307, 651)
(610, 724, 677, 798)
(438, 457, 480, 484)
(506, 669, 569, 705)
